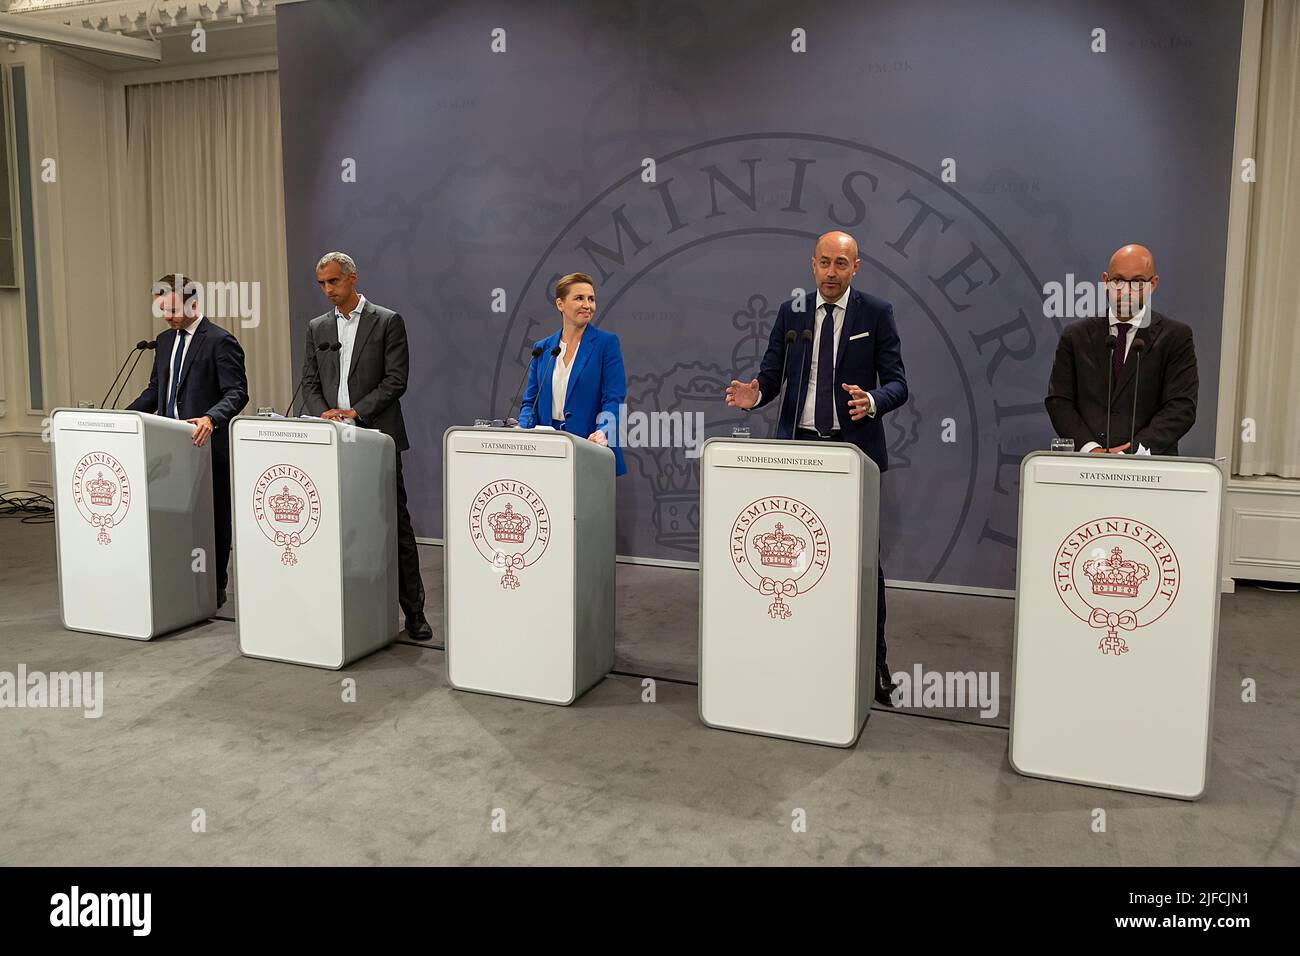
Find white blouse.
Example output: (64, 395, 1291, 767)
(552, 339, 581, 423)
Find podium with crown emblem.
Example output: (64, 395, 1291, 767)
(1010, 451, 1225, 799)
(230, 416, 397, 669)
(50, 408, 217, 639)
(699, 436, 879, 747)
(443, 426, 615, 704)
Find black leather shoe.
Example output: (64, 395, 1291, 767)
(405, 616, 433, 641)
(875, 662, 899, 707)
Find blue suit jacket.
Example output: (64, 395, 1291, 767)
(753, 288, 908, 473)
(519, 325, 627, 476)
(127, 318, 249, 462)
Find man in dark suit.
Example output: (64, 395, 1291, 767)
(128, 273, 249, 608)
(726, 231, 909, 706)
(298, 252, 431, 640)
(1046, 244, 1198, 455)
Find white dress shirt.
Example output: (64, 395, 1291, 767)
(1107, 301, 1150, 362)
(1079, 302, 1151, 453)
(335, 294, 366, 410)
(754, 290, 875, 424)
(552, 337, 581, 422)
(166, 314, 204, 418)
(798, 290, 850, 431)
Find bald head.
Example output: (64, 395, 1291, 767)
(1102, 244, 1159, 319)
(811, 231, 860, 300)
(814, 231, 859, 260)
(1108, 244, 1156, 277)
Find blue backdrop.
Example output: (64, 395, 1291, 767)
(278, 0, 1242, 589)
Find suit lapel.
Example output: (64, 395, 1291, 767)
(348, 303, 379, 388)
(176, 320, 208, 393)
(155, 328, 177, 413)
(566, 329, 597, 399)
(315, 315, 340, 401)
(1113, 313, 1163, 402)
(833, 290, 859, 370)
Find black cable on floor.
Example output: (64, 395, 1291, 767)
(0, 490, 55, 524)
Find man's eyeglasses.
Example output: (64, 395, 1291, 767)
(1106, 276, 1154, 289)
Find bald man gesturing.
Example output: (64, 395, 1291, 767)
(725, 231, 909, 707)
(1046, 244, 1198, 455)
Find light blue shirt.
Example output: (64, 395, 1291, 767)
(334, 294, 366, 410)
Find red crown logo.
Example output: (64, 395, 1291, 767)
(87, 470, 116, 507)
(488, 502, 530, 543)
(753, 522, 807, 568)
(1083, 546, 1149, 598)
(270, 484, 305, 523)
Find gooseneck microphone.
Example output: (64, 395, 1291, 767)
(787, 327, 814, 436)
(285, 341, 336, 417)
(1103, 332, 1118, 451)
(767, 329, 797, 432)
(530, 344, 563, 429)
(1127, 338, 1146, 454)
(101, 340, 150, 409)
(111, 340, 157, 409)
(504, 346, 543, 424)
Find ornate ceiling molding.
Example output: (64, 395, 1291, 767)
(2, 0, 277, 37)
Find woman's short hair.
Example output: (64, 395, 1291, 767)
(554, 272, 595, 301)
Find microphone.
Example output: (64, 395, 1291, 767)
(1103, 332, 1117, 451)
(767, 329, 797, 434)
(100, 340, 149, 409)
(787, 327, 814, 436)
(1127, 338, 1145, 454)
(285, 341, 335, 418)
(530, 344, 562, 429)
(504, 346, 543, 424)
(767, 329, 797, 432)
(111, 340, 157, 409)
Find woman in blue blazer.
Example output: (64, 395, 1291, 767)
(518, 272, 628, 476)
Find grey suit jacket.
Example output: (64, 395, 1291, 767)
(299, 299, 411, 451)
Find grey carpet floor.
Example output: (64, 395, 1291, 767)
(1, 519, 1296, 865)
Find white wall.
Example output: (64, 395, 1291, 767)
(0, 22, 290, 494)
(1214, 0, 1300, 587)
(0, 43, 116, 493)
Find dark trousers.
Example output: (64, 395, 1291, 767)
(213, 453, 232, 594)
(395, 454, 426, 622)
(876, 558, 887, 668)
(796, 428, 888, 667)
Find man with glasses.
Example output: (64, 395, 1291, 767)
(1046, 243, 1198, 455)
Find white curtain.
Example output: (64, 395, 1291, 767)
(122, 71, 290, 414)
(1236, 0, 1300, 478)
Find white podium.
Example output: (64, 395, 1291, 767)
(443, 426, 615, 705)
(230, 416, 397, 669)
(1009, 451, 1225, 800)
(699, 437, 879, 747)
(51, 408, 216, 639)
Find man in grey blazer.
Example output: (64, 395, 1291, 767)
(298, 252, 431, 640)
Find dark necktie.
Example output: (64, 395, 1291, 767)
(1112, 321, 1129, 384)
(167, 329, 188, 418)
(814, 302, 836, 435)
